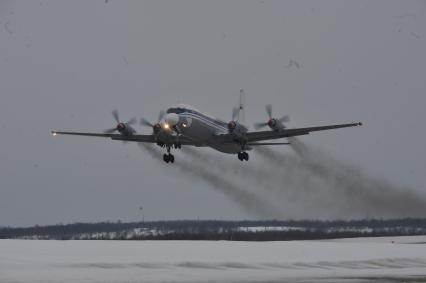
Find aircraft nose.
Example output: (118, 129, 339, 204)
(165, 113, 180, 126)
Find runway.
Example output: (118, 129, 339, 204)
(1, 236, 426, 282)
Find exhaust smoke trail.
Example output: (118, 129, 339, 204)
(182, 147, 312, 192)
(138, 143, 284, 218)
(181, 147, 276, 182)
(257, 138, 426, 218)
(181, 147, 332, 218)
(138, 136, 426, 219)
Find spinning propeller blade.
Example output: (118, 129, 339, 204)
(112, 109, 120, 123)
(103, 110, 136, 134)
(253, 104, 290, 130)
(265, 104, 272, 119)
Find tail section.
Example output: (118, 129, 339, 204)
(238, 89, 246, 126)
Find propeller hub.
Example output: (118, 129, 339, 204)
(228, 121, 237, 130)
(117, 123, 125, 129)
(153, 123, 162, 133)
(268, 119, 276, 127)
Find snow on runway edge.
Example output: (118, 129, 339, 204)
(1, 236, 426, 283)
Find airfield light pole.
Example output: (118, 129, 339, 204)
(139, 206, 144, 226)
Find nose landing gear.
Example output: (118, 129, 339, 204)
(163, 145, 175, 163)
(237, 151, 249, 161)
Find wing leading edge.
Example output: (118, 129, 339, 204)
(217, 122, 362, 143)
(51, 131, 202, 146)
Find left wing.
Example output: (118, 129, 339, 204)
(51, 131, 204, 146)
(216, 122, 362, 143)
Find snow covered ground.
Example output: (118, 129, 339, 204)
(1, 236, 426, 283)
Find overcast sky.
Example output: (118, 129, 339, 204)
(0, 0, 425, 227)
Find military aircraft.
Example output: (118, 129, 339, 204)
(51, 90, 362, 163)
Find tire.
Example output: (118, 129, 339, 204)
(169, 154, 175, 163)
(238, 152, 244, 161)
(244, 152, 249, 161)
(163, 154, 169, 163)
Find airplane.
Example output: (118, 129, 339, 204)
(51, 89, 362, 163)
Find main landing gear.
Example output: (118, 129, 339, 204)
(237, 151, 249, 161)
(156, 142, 181, 149)
(163, 153, 175, 163)
(156, 141, 182, 163)
(163, 145, 175, 163)
(162, 144, 180, 164)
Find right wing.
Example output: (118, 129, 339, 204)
(246, 122, 362, 142)
(215, 122, 362, 143)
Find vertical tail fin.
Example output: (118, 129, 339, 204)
(238, 89, 246, 126)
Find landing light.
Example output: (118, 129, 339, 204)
(163, 123, 170, 129)
(52, 132, 57, 136)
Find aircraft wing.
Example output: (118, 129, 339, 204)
(217, 122, 362, 143)
(51, 131, 203, 146)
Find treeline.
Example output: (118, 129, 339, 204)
(1, 218, 426, 241)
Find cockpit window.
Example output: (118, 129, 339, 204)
(166, 108, 185, 114)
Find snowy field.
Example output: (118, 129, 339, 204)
(1, 236, 426, 283)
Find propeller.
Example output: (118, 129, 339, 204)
(254, 104, 290, 130)
(228, 107, 240, 131)
(158, 110, 165, 123)
(103, 110, 136, 134)
(112, 109, 120, 123)
(140, 118, 154, 128)
(266, 104, 272, 119)
(140, 110, 165, 133)
(232, 107, 239, 122)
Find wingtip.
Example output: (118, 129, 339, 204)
(51, 130, 58, 136)
(358, 122, 363, 126)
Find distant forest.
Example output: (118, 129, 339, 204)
(1, 219, 426, 241)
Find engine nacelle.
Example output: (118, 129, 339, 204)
(228, 121, 237, 131)
(153, 123, 162, 134)
(228, 121, 248, 142)
(116, 123, 135, 136)
(268, 118, 286, 132)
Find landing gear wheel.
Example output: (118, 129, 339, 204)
(237, 152, 249, 161)
(243, 152, 249, 161)
(163, 153, 175, 163)
(163, 153, 169, 163)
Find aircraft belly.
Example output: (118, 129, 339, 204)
(208, 143, 241, 154)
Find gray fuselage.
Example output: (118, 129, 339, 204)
(166, 105, 245, 154)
